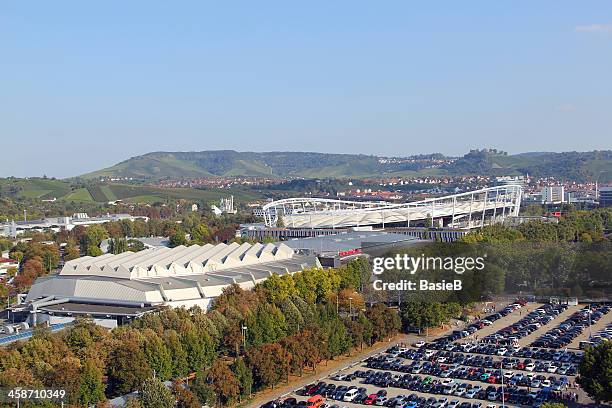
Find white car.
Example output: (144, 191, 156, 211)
(497, 348, 508, 356)
(374, 397, 388, 406)
(525, 362, 536, 371)
(547, 365, 558, 373)
(343, 389, 359, 402)
(465, 389, 478, 399)
(541, 380, 552, 388)
(414, 341, 426, 348)
(503, 371, 514, 379)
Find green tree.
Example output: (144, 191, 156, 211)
(191, 370, 217, 406)
(578, 342, 612, 404)
(191, 224, 212, 244)
(139, 377, 175, 408)
(109, 237, 128, 254)
(64, 243, 81, 261)
(86, 245, 103, 257)
(163, 330, 189, 378)
(77, 359, 106, 407)
(142, 329, 172, 381)
(82, 224, 108, 250)
(107, 337, 151, 395)
(232, 357, 253, 400)
(169, 231, 188, 248)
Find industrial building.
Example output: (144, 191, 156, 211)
(1, 213, 148, 238)
(282, 230, 426, 267)
(600, 186, 612, 207)
(21, 242, 319, 327)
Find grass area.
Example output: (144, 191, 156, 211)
(0, 178, 73, 200)
(121, 194, 166, 203)
(64, 188, 94, 202)
(17, 189, 53, 198)
(99, 185, 117, 201)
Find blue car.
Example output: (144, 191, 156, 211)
(404, 402, 418, 408)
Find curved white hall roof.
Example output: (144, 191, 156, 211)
(60, 242, 296, 280)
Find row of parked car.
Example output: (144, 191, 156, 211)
(438, 302, 526, 344)
(381, 346, 580, 376)
(355, 364, 569, 391)
(365, 350, 571, 385)
(531, 304, 610, 348)
(295, 372, 558, 408)
(583, 322, 612, 349)
(406, 343, 582, 364)
(274, 392, 498, 408)
(480, 304, 568, 345)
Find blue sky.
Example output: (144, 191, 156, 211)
(1, 1, 611, 178)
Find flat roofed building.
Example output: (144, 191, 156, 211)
(282, 230, 426, 257)
(599, 186, 612, 207)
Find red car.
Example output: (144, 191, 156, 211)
(364, 394, 378, 405)
(488, 375, 498, 384)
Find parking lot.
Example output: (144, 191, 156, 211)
(264, 302, 610, 408)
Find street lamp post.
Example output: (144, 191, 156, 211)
(241, 325, 248, 350)
(349, 297, 353, 319)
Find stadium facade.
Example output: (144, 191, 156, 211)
(261, 185, 522, 229)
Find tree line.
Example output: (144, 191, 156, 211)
(0, 258, 402, 407)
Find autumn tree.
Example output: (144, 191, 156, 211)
(206, 359, 241, 405)
(172, 382, 201, 408)
(106, 333, 151, 395)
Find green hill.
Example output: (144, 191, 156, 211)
(0, 178, 260, 204)
(80, 149, 612, 182)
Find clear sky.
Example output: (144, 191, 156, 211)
(1, 1, 611, 178)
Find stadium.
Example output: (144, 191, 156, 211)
(261, 185, 522, 229)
